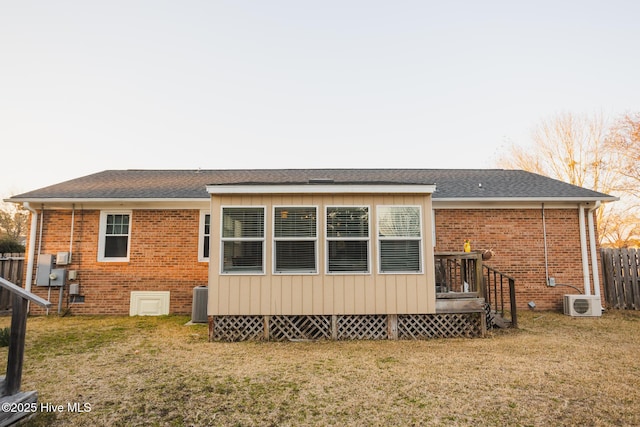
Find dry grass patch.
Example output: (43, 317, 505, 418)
(1, 310, 639, 426)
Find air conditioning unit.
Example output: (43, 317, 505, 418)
(563, 295, 602, 317)
(191, 286, 208, 323)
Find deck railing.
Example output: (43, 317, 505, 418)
(434, 252, 484, 296)
(435, 252, 517, 328)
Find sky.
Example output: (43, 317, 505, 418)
(1, 1, 639, 200)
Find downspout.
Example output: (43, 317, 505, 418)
(37, 204, 50, 314)
(69, 204, 75, 263)
(578, 205, 591, 295)
(542, 203, 550, 286)
(23, 202, 38, 294)
(587, 202, 601, 301)
(58, 204, 75, 314)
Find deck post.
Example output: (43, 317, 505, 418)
(474, 252, 484, 298)
(208, 316, 215, 342)
(263, 316, 270, 340)
(387, 314, 398, 340)
(331, 315, 338, 340)
(509, 278, 518, 328)
(4, 295, 28, 396)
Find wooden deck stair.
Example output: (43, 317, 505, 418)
(486, 309, 511, 329)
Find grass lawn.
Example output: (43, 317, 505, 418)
(1, 309, 639, 426)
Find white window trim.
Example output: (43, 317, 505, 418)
(220, 205, 266, 275)
(98, 210, 132, 262)
(198, 210, 210, 262)
(272, 205, 319, 275)
(376, 205, 424, 274)
(325, 205, 371, 275)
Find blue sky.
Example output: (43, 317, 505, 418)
(1, 1, 639, 199)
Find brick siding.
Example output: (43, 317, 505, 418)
(24, 206, 601, 315)
(26, 209, 209, 315)
(435, 208, 602, 310)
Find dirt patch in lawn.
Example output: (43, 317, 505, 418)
(1, 310, 639, 426)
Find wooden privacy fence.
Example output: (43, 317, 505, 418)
(601, 248, 640, 310)
(0, 254, 25, 313)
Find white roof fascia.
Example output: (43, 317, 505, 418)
(434, 196, 618, 203)
(6, 198, 211, 210)
(207, 184, 437, 195)
(434, 197, 618, 210)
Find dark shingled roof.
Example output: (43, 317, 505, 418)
(9, 169, 616, 201)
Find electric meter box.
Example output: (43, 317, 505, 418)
(36, 254, 54, 287)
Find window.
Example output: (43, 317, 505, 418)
(326, 206, 369, 273)
(199, 211, 210, 261)
(274, 207, 317, 274)
(377, 206, 422, 273)
(98, 211, 131, 262)
(221, 207, 265, 273)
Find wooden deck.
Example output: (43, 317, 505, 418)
(436, 292, 485, 313)
(0, 389, 37, 427)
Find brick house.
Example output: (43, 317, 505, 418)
(6, 169, 615, 338)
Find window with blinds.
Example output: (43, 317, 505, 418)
(221, 207, 265, 273)
(326, 206, 369, 273)
(274, 207, 317, 273)
(377, 206, 422, 273)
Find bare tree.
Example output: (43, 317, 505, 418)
(0, 202, 29, 241)
(599, 209, 640, 248)
(497, 112, 639, 246)
(607, 113, 640, 200)
(498, 113, 619, 227)
(499, 112, 621, 190)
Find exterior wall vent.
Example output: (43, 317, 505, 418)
(308, 178, 334, 184)
(129, 291, 170, 316)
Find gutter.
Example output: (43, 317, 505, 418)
(433, 196, 619, 203)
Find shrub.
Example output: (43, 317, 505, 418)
(0, 237, 25, 254)
(0, 327, 10, 347)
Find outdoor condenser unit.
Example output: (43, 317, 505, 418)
(191, 286, 208, 323)
(563, 295, 602, 317)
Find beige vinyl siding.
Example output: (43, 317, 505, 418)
(208, 193, 435, 316)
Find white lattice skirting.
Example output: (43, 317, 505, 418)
(209, 313, 485, 341)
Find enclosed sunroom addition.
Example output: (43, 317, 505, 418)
(205, 181, 488, 340)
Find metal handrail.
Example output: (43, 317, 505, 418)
(482, 264, 517, 328)
(0, 277, 51, 308)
